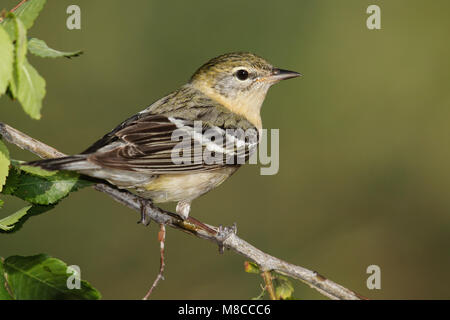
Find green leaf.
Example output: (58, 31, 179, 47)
(14, 59, 46, 119)
(19, 164, 59, 177)
(2, 14, 45, 119)
(1, 166, 20, 195)
(5, 14, 27, 99)
(1, 13, 27, 59)
(0, 258, 13, 300)
(9, 0, 47, 30)
(0, 204, 53, 234)
(3, 254, 101, 299)
(244, 261, 260, 274)
(273, 275, 295, 300)
(2, 164, 92, 205)
(28, 38, 83, 59)
(1, 13, 17, 41)
(0, 25, 14, 96)
(14, 18, 27, 71)
(0, 140, 10, 192)
(0, 205, 32, 231)
(0, 163, 73, 232)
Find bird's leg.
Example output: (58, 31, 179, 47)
(176, 200, 217, 234)
(176, 200, 191, 220)
(137, 198, 153, 226)
(216, 223, 238, 254)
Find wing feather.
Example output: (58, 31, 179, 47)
(85, 113, 258, 174)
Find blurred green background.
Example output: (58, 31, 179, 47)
(1, 0, 450, 299)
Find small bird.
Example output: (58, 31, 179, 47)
(28, 52, 300, 224)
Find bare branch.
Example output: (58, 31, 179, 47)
(0, 122, 365, 300)
(0, 123, 65, 158)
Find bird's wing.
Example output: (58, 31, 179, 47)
(84, 113, 258, 174)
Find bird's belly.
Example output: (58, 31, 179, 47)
(135, 167, 238, 203)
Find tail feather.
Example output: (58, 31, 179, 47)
(26, 155, 100, 171)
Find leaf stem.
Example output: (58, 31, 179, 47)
(142, 224, 166, 299)
(11, 0, 29, 13)
(261, 270, 277, 300)
(0, 0, 29, 23)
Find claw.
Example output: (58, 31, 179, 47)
(216, 223, 237, 254)
(137, 199, 152, 226)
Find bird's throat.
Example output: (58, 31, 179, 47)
(193, 82, 264, 129)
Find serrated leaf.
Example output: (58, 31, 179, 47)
(0, 258, 13, 300)
(0, 205, 32, 231)
(14, 171, 77, 204)
(0, 140, 10, 192)
(15, 59, 46, 119)
(28, 38, 82, 59)
(2, 163, 92, 205)
(3, 254, 101, 299)
(1, 163, 92, 232)
(1, 14, 45, 119)
(6, 166, 91, 205)
(9, 0, 47, 30)
(0, 25, 14, 96)
(273, 275, 295, 300)
(0, 204, 53, 234)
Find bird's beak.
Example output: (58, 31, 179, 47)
(268, 68, 302, 82)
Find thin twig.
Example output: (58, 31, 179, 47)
(0, 123, 65, 158)
(0, 0, 29, 23)
(0, 122, 366, 300)
(11, 0, 29, 13)
(143, 224, 166, 300)
(261, 271, 277, 300)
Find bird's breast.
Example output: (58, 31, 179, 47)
(135, 167, 239, 203)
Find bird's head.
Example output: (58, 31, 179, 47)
(190, 52, 300, 128)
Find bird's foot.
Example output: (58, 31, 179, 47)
(137, 199, 153, 226)
(186, 216, 217, 234)
(216, 223, 238, 254)
(176, 200, 219, 234)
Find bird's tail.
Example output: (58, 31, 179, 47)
(26, 155, 99, 172)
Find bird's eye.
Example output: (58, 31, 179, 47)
(235, 69, 249, 81)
